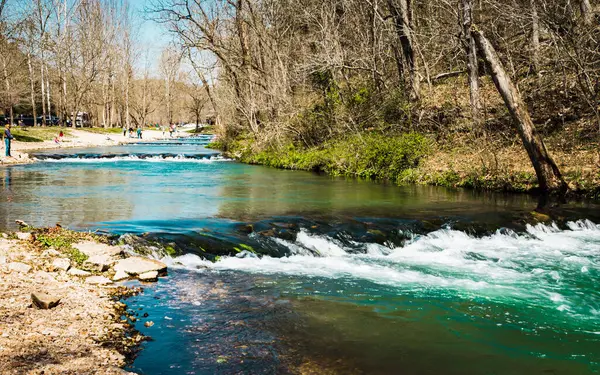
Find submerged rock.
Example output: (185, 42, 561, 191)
(8, 262, 31, 273)
(235, 250, 258, 259)
(117, 234, 162, 256)
(138, 271, 158, 282)
(113, 257, 167, 276)
(31, 292, 61, 310)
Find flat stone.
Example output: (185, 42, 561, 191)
(85, 276, 113, 285)
(112, 270, 129, 282)
(73, 241, 123, 257)
(67, 268, 91, 277)
(16, 232, 33, 241)
(33, 271, 56, 283)
(84, 254, 114, 272)
(114, 257, 167, 276)
(0, 255, 6, 264)
(52, 258, 71, 272)
(8, 262, 31, 273)
(138, 271, 158, 282)
(31, 292, 61, 309)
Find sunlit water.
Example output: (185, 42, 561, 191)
(0, 136, 599, 374)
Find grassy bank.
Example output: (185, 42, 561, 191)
(10, 127, 71, 142)
(212, 130, 600, 198)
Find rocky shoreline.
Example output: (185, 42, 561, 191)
(0, 224, 168, 374)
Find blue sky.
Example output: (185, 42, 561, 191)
(130, 0, 172, 74)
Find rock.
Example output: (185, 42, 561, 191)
(85, 276, 113, 285)
(138, 271, 158, 282)
(41, 248, 61, 257)
(67, 268, 91, 277)
(73, 241, 123, 258)
(235, 250, 258, 259)
(33, 271, 56, 283)
(114, 257, 167, 276)
(8, 262, 31, 273)
(1, 233, 7, 239)
(144, 321, 154, 327)
(31, 292, 61, 309)
(52, 258, 71, 272)
(117, 234, 162, 256)
(0, 255, 6, 264)
(112, 270, 129, 282)
(84, 254, 114, 272)
(16, 232, 33, 241)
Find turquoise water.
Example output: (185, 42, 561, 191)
(0, 137, 599, 374)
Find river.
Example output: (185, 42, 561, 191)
(0, 136, 598, 374)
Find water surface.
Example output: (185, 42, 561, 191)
(0, 137, 598, 374)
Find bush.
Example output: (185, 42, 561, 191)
(237, 132, 430, 182)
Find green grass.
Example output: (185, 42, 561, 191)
(10, 127, 71, 142)
(185, 125, 215, 134)
(229, 132, 430, 182)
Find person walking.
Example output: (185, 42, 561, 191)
(4, 124, 14, 157)
(137, 126, 142, 139)
(123, 125, 127, 137)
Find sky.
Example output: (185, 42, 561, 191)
(130, 0, 173, 75)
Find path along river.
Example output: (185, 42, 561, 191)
(0, 136, 599, 374)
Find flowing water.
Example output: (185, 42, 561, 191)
(0, 136, 599, 374)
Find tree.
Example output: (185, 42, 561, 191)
(472, 28, 567, 195)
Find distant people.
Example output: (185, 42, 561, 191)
(128, 126, 133, 138)
(122, 126, 127, 137)
(59, 130, 64, 139)
(137, 127, 142, 139)
(169, 123, 174, 138)
(3, 124, 14, 157)
(161, 125, 166, 138)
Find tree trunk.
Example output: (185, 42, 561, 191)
(580, 0, 593, 25)
(40, 61, 47, 126)
(27, 52, 38, 127)
(461, 0, 481, 125)
(531, 0, 540, 75)
(472, 28, 567, 194)
(386, 0, 420, 101)
(2, 57, 13, 125)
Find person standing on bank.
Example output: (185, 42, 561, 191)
(4, 124, 14, 157)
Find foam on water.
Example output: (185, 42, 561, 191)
(164, 220, 600, 320)
(35, 154, 232, 163)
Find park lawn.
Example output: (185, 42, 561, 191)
(80, 127, 124, 135)
(10, 127, 71, 142)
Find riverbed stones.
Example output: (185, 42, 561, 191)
(31, 292, 61, 310)
(85, 276, 113, 285)
(138, 271, 158, 282)
(41, 248, 61, 258)
(8, 262, 31, 273)
(112, 270, 129, 282)
(84, 254, 114, 272)
(52, 258, 71, 272)
(16, 232, 33, 241)
(67, 268, 91, 277)
(113, 257, 167, 276)
(73, 241, 123, 258)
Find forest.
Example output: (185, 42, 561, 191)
(150, 0, 599, 196)
(0, 0, 209, 129)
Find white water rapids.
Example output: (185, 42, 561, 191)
(163, 220, 600, 324)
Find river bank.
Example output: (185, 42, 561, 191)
(0, 225, 168, 374)
(0, 128, 186, 166)
(213, 130, 600, 199)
